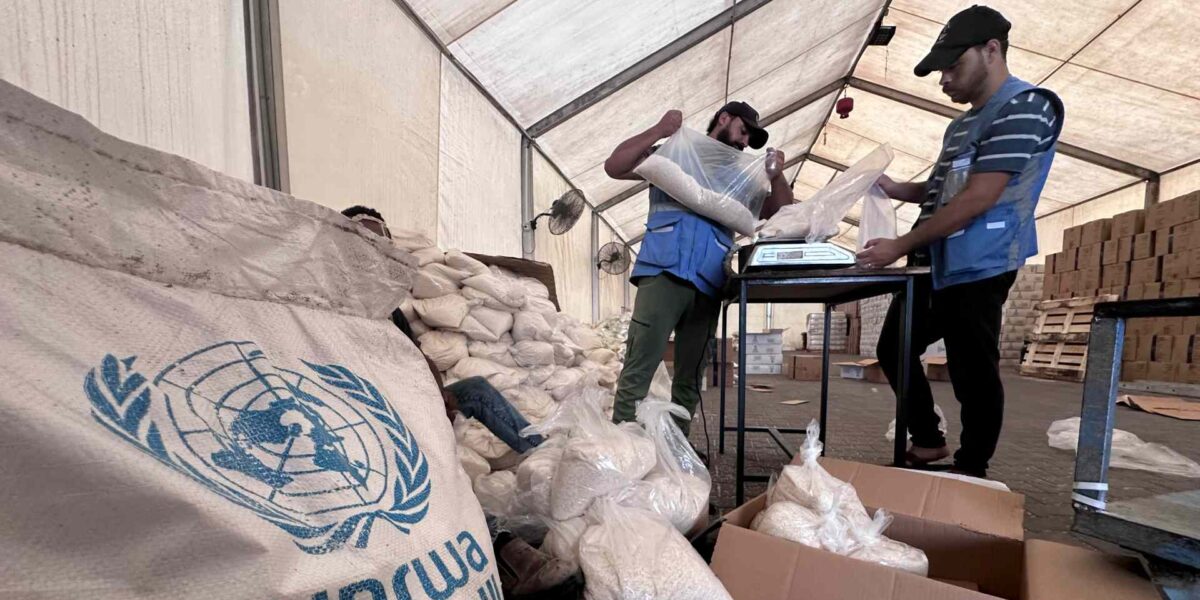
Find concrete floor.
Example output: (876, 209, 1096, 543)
(687, 365, 1200, 548)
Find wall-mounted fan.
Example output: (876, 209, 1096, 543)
(529, 189, 585, 235)
(597, 241, 632, 274)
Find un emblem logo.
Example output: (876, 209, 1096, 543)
(83, 341, 431, 554)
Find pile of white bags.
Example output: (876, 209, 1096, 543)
(756, 420, 929, 576)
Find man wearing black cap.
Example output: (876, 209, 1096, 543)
(858, 5, 1064, 477)
(603, 102, 792, 432)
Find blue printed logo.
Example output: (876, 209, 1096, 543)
(83, 341, 431, 554)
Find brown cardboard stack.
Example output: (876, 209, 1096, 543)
(1000, 265, 1045, 368)
(806, 312, 848, 352)
(1042, 191, 1200, 384)
(859, 294, 893, 359)
(836, 301, 862, 355)
(711, 458, 1159, 600)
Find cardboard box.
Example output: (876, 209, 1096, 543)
(1188, 249, 1200, 278)
(1162, 251, 1190, 281)
(1101, 240, 1119, 265)
(1062, 224, 1084, 249)
(1171, 335, 1193, 364)
(1146, 201, 1174, 231)
(1186, 315, 1200, 335)
(1076, 243, 1102, 271)
(1081, 218, 1112, 246)
(835, 359, 888, 384)
(925, 355, 950, 381)
(1132, 231, 1155, 259)
(713, 459, 1025, 600)
(746, 330, 785, 345)
(1044, 253, 1057, 274)
(1154, 227, 1174, 256)
(1182, 364, 1200, 384)
(1134, 336, 1153, 362)
(745, 363, 783, 375)
(789, 355, 823, 381)
(1111, 209, 1145, 239)
(746, 353, 784, 365)
(1172, 191, 1200, 224)
(1148, 361, 1178, 382)
(1056, 248, 1078, 274)
(1157, 317, 1185, 335)
(1151, 335, 1174, 362)
(1101, 263, 1129, 288)
(1122, 335, 1138, 362)
(1041, 273, 1058, 300)
(1078, 267, 1102, 290)
(1022, 539, 1159, 600)
(1142, 282, 1163, 299)
(1058, 271, 1077, 294)
(1173, 221, 1197, 251)
(1122, 361, 1149, 381)
(1117, 236, 1135, 263)
(1129, 256, 1162, 285)
(1163, 280, 1184, 298)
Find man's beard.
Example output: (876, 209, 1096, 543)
(716, 128, 745, 151)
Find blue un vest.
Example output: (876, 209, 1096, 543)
(930, 76, 1064, 290)
(630, 187, 733, 297)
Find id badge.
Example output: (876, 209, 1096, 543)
(938, 149, 976, 207)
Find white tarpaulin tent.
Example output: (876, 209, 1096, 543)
(4, 0, 1199, 323)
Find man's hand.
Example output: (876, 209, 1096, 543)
(654, 109, 683, 139)
(876, 174, 898, 197)
(443, 388, 459, 422)
(856, 238, 906, 269)
(766, 148, 786, 180)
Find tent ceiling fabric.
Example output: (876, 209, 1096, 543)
(404, 0, 1198, 243)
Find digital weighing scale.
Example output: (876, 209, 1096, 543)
(737, 239, 857, 273)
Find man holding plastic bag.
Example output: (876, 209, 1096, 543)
(857, 6, 1063, 477)
(603, 102, 793, 432)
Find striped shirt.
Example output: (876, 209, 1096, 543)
(909, 91, 1059, 265)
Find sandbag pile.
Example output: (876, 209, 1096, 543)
(754, 420, 929, 576)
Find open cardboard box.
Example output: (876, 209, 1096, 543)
(712, 459, 1157, 600)
(835, 358, 889, 384)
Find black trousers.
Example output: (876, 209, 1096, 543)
(877, 270, 1017, 473)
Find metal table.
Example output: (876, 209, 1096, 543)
(1070, 297, 1200, 599)
(717, 266, 930, 505)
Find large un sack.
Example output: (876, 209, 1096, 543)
(0, 82, 500, 599)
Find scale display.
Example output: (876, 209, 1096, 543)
(741, 241, 856, 271)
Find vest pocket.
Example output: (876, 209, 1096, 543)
(697, 231, 733, 290)
(944, 203, 1018, 275)
(637, 212, 686, 268)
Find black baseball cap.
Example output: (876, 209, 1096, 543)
(713, 101, 768, 149)
(914, 5, 1011, 77)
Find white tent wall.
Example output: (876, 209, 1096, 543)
(437, 56, 522, 256)
(1163, 163, 1200, 201)
(277, 0, 442, 239)
(532, 150, 594, 323)
(0, 0, 253, 182)
(770, 304, 823, 351)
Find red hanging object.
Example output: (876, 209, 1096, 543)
(836, 97, 855, 119)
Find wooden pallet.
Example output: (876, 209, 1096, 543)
(1029, 294, 1118, 343)
(1019, 340, 1090, 382)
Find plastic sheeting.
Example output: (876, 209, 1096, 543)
(438, 56, 522, 256)
(0, 0, 253, 181)
(278, 0, 441, 239)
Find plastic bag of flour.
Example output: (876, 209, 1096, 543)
(445, 250, 489, 275)
(0, 81, 498, 598)
(515, 440, 566, 517)
(751, 501, 825, 548)
(412, 267, 460, 299)
(768, 420, 871, 529)
(578, 500, 732, 600)
(413, 294, 474, 329)
(633, 127, 771, 237)
(473, 470, 519, 517)
(615, 400, 711, 534)
(847, 510, 930, 576)
(418, 330, 469, 371)
(541, 516, 588, 567)
(468, 340, 519, 368)
(459, 444, 492, 482)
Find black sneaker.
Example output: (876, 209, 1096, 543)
(495, 533, 585, 599)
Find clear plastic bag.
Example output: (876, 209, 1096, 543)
(578, 499, 733, 600)
(886, 404, 947, 442)
(857, 184, 898, 256)
(615, 400, 712, 534)
(759, 144, 894, 242)
(634, 127, 771, 237)
(515, 438, 566, 517)
(541, 516, 588, 567)
(768, 420, 872, 530)
(846, 510, 930, 576)
(1047, 417, 1200, 478)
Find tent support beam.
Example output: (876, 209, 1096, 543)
(1144, 175, 1160, 208)
(520, 138, 535, 259)
(243, 0, 288, 192)
(527, 0, 776, 138)
(591, 212, 601, 324)
(846, 77, 1157, 181)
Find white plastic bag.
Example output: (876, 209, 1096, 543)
(886, 404, 947, 442)
(759, 144, 894, 242)
(520, 277, 551, 299)
(1047, 417, 1200, 478)
(618, 400, 711, 534)
(751, 501, 824, 548)
(458, 444, 491, 482)
(769, 420, 871, 529)
(449, 357, 523, 391)
(474, 470, 518, 517)
(463, 273, 524, 309)
(445, 249, 489, 275)
(516, 440, 566, 517)
(525, 296, 559, 315)
(857, 184, 898, 256)
(456, 305, 514, 343)
(512, 340, 556, 367)
(504, 386, 557, 424)
(417, 330, 469, 371)
(587, 348, 618, 365)
(412, 267, 460, 299)
(541, 517, 587, 566)
(649, 362, 673, 402)
(455, 414, 513, 460)
(513, 310, 555, 342)
(525, 365, 557, 387)
(566, 326, 604, 351)
(468, 340, 519, 367)
(544, 367, 587, 403)
(578, 500, 733, 600)
(847, 510, 930, 576)
(634, 127, 770, 237)
(412, 294, 473, 329)
(412, 246, 445, 266)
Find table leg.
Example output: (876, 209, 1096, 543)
(819, 303, 831, 452)
(719, 301, 729, 455)
(894, 276, 915, 466)
(736, 281, 748, 506)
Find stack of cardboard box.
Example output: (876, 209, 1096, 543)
(836, 301, 861, 355)
(742, 329, 784, 375)
(806, 312, 848, 352)
(1042, 191, 1200, 384)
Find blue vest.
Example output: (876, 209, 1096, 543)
(930, 76, 1064, 290)
(630, 187, 732, 297)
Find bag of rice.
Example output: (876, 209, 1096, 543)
(462, 285, 520, 313)
(544, 367, 586, 402)
(449, 357, 523, 391)
(468, 340, 518, 367)
(504, 386, 556, 424)
(565, 326, 603, 351)
(519, 277, 551, 299)
(524, 296, 559, 315)
(847, 510, 929, 576)
(389, 228, 435, 252)
(515, 440, 565, 517)
(615, 400, 711, 534)
(412, 267, 459, 299)
(456, 305, 514, 343)
(417, 330, 468, 371)
(550, 401, 655, 520)
(768, 420, 871, 530)
(459, 444, 491, 483)
(751, 501, 824, 548)
(525, 365, 557, 387)
(511, 340, 556, 368)
(587, 348, 617, 365)
(445, 249, 489, 275)
(426, 261, 472, 283)
(474, 470, 518, 517)
(455, 414, 513, 460)
(512, 310, 555, 342)
(578, 500, 732, 600)
(541, 517, 587, 566)
(412, 246, 445, 266)
(463, 273, 524, 309)
(413, 294, 473, 329)
(553, 342, 577, 366)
